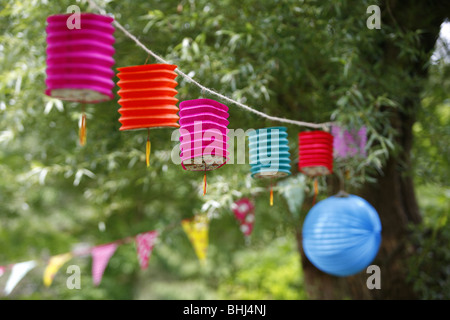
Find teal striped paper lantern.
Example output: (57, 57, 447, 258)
(248, 127, 291, 178)
(248, 127, 291, 205)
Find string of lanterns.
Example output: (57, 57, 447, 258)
(42, 11, 382, 278)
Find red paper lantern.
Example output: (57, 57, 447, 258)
(116, 63, 179, 166)
(117, 64, 179, 130)
(298, 131, 333, 177)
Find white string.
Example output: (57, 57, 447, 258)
(87, 0, 333, 130)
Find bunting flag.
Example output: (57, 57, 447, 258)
(331, 125, 367, 159)
(91, 243, 118, 286)
(135, 231, 158, 270)
(43, 253, 73, 287)
(4, 261, 37, 296)
(181, 215, 209, 264)
(231, 198, 255, 238)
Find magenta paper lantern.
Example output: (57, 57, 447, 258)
(45, 13, 115, 103)
(179, 99, 230, 171)
(179, 99, 229, 195)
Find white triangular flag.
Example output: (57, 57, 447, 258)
(4, 261, 37, 295)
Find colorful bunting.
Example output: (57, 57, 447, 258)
(0, 229, 162, 292)
(91, 243, 118, 286)
(232, 198, 255, 238)
(4, 261, 37, 296)
(135, 231, 158, 270)
(43, 253, 73, 287)
(181, 215, 209, 264)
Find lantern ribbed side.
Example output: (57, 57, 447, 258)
(298, 130, 334, 176)
(302, 194, 382, 277)
(117, 64, 179, 130)
(45, 13, 115, 103)
(248, 126, 291, 179)
(179, 99, 229, 171)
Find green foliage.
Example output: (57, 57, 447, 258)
(407, 33, 450, 300)
(217, 236, 307, 300)
(413, 62, 450, 185)
(407, 185, 450, 300)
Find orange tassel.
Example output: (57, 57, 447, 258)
(79, 112, 86, 146)
(312, 178, 319, 206)
(203, 171, 207, 196)
(146, 128, 151, 167)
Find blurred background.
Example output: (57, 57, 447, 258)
(0, 0, 448, 299)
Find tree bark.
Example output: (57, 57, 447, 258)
(299, 0, 449, 299)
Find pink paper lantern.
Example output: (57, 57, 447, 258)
(45, 13, 115, 103)
(331, 125, 367, 159)
(179, 99, 230, 172)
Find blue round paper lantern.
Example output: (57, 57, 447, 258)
(248, 126, 291, 178)
(302, 194, 382, 277)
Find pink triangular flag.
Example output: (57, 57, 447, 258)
(91, 243, 118, 286)
(232, 198, 255, 237)
(135, 231, 158, 270)
(0, 266, 5, 278)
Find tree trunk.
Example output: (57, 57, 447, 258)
(299, 0, 449, 299)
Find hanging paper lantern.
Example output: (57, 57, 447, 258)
(298, 130, 334, 177)
(248, 126, 291, 205)
(179, 99, 229, 195)
(302, 194, 382, 277)
(232, 198, 255, 238)
(331, 125, 367, 159)
(45, 13, 116, 145)
(117, 63, 179, 166)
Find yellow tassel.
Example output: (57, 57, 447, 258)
(146, 139, 151, 167)
(270, 185, 273, 206)
(79, 113, 86, 146)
